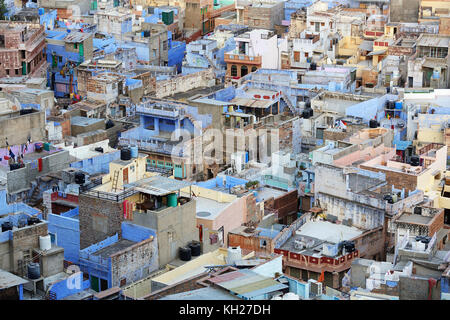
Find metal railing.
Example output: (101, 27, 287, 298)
(82, 187, 137, 202)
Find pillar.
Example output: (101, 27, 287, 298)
(154, 117, 159, 135)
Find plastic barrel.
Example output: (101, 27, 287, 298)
(189, 241, 201, 256)
(27, 263, 40, 280)
(167, 193, 177, 207)
(1, 222, 13, 232)
(121, 148, 131, 161)
(179, 247, 192, 261)
(43, 142, 50, 151)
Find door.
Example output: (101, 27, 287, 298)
(91, 276, 99, 292)
(123, 167, 129, 185)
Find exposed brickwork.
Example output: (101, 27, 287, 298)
(78, 194, 124, 249)
(360, 165, 418, 192)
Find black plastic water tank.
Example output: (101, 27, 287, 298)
(95, 147, 104, 153)
(1, 222, 13, 232)
(179, 246, 192, 261)
(310, 62, 317, 70)
(410, 155, 420, 166)
(9, 163, 22, 171)
(105, 119, 115, 129)
(121, 148, 132, 161)
(189, 242, 201, 257)
(369, 119, 378, 128)
(19, 109, 34, 115)
(27, 217, 40, 226)
(305, 100, 311, 109)
(414, 207, 422, 215)
(74, 172, 85, 184)
(27, 263, 40, 280)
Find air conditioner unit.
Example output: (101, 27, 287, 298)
(309, 279, 322, 296)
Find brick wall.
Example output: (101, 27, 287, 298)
(274, 190, 298, 219)
(110, 237, 158, 287)
(360, 165, 418, 192)
(78, 194, 124, 249)
(11, 223, 48, 273)
(428, 209, 445, 237)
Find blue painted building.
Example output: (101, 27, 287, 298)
(79, 222, 158, 292)
(47, 208, 81, 264)
(45, 29, 93, 97)
(118, 100, 212, 179)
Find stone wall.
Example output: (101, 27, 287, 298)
(155, 69, 215, 98)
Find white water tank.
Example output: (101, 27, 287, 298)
(226, 246, 242, 264)
(39, 235, 51, 251)
(283, 292, 300, 300)
(271, 296, 282, 300)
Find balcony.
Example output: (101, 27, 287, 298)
(136, 101, 184, 119)
(224, 53, 262, 65)
(118, 137, 183, 157)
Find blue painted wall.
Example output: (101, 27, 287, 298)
(48, 208, 80, 264)
(47, 272, 90, 300)
(70, 151, 120, 175)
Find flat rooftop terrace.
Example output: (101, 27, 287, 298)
(396, 213, 432, 225)
(91, 239, 136, 259)
(295, 220, 363, 244)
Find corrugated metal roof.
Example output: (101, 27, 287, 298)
(128, 175, 193, 196)
(64, 31, 92, 43)
(212, 269, 288, 298)
(417, 35, 450, 48)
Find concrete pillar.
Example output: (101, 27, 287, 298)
(154, 118, 159, 135)
(332, 271, 339, 288)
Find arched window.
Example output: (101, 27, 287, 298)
(230, 65, 237, 77)
(241, 65, 248, 77)
(251, 66, 257, 72)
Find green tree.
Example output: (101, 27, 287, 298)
(0, 0, 7, 21)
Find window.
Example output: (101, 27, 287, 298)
(58, 56, 62, 63)
(304, 52, 309, 58)
(230, 65, 237, 77)
(294, 51, 300, 62)
(241, 65, 248, 77)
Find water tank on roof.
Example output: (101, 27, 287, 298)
(95, 147, 104, 153)
(414, 207, 422, 215)
(105, 119, 115, 129)
(10, 163, 22, 171)
(1, 222, 13, 232)
(39, 235, 51, 251)
(27, 217, 40, 226)
(179, 246, 192, 261)
(189, 241, 201, 256)
(410, 155, 420, 166)
(27, 263, 40, 280)
(74, 172, 85, 185)
(310, 62, 317, 70)
(369, 119, 378, 128)
(226, 246, 242, 264)
(121, 148, 131, 161)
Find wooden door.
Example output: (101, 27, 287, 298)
(123, 167, 129, 185)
